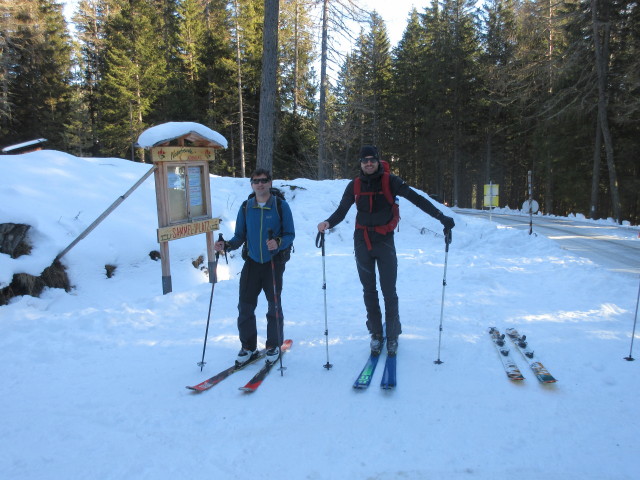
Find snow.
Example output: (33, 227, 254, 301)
(136, 122, 228, 149)
(1, 150, 639, 479)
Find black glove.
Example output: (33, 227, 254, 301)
(438, 212, 455, 230)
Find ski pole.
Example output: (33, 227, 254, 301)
(624, 276, 640, 361)
(198, 233, 225, 371)
(268, 229, 286, 376)
(434, 228, 452, 365)
(316, 231, 333, 370)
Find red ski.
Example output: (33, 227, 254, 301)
(239, 339, 293, 393)
(186, 349, 266, 392)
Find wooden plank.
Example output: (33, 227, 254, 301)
(157, 218, 220, 242)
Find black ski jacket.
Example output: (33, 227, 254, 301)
(325, 166, 443, 230)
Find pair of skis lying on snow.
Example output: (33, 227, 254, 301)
(488, 327, 557, 383)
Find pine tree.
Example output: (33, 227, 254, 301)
(478, 0, 519, 208)
(274, 0, 318, 179)
(390, 8, 427, 188)
(331, 12, 392, 177)
(98, 0, 167, 159)
(1, 0, 73, 149)
(73, 0, 117, 156)
(228, 0, 264, 176)
(420, 0, 481, 206)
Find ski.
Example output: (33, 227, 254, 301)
(380, 354, 396, 390)
(353, 337, 386, 389)
(239, 339, 293, 393)
(186, 349, 267, 392)
(488, 327, 525, 381)
(505, 328, 557, 383)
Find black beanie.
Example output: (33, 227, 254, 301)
(359, 145, 378, 159)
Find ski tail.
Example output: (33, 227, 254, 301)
(380, 354, 396, 390)
(353, 336, 386, 389)
(505, 328, 557, 383)
(239, 339, 293, 393)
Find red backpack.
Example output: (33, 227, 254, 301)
(354, 160, 400, 250)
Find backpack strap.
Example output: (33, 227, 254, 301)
(354, 161, 400, 250)
(380, 161, 394, 205)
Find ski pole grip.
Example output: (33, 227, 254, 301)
(315, 231, 325, 255)
(444, 228, 452, 251)
(267, 229, 277, 256)
(217, 233, 228, 263)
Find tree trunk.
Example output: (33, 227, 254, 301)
(317, 0, 329, 179)
(233, 0, 246, 178)
(257, 0, 279, 173)
(591, 0, 621, 223)
(293, 1, 299, 117)
(589, 111, 602, 219)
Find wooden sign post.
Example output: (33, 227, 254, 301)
(140, 125, 227, 294)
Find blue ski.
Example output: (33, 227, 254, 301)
(353, 337, 386, 389)
(380, 354, 396, 390)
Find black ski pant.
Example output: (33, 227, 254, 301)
(354, 230, 401, 339)
(237, 257, 285, 351)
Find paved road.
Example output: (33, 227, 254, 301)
(454, 209, 640, 276)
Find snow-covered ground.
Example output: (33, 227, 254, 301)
(1, 150, 639, 479)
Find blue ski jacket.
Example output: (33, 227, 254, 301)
(226, 195, 295, 264)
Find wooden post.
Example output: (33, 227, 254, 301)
(160, 241, 172, 294)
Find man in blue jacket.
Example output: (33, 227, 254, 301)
(215, 169, 295, 366)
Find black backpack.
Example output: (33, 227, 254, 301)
(241, 187, 293, 263)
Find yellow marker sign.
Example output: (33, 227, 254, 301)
(157, 218, 220, 242)
(483, 184, 499, 207)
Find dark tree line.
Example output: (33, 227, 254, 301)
(1, 0, 638, 223)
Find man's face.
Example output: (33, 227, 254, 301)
(251, 175, 271, 194)
(360, 156, 379, 175)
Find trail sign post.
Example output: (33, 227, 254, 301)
(138, 123, 227, 294)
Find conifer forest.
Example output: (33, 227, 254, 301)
(1, 0, 638, 223)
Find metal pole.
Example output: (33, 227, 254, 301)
(624, 276, 640, 361)
(316, 232, 332, 370)
(197, 233, 224, 370)
(528, 170, 533, 235)
(268, 229, 286, 375)
(434, 229, 452, 365)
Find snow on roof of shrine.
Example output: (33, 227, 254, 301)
(137, 122, 227, 149)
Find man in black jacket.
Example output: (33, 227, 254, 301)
(317, 145, 455, 356)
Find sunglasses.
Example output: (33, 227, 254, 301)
(360, 157, 378, 164)
(251, 178, 271, 184)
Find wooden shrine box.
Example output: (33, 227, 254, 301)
(138, 123, 227, 294)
